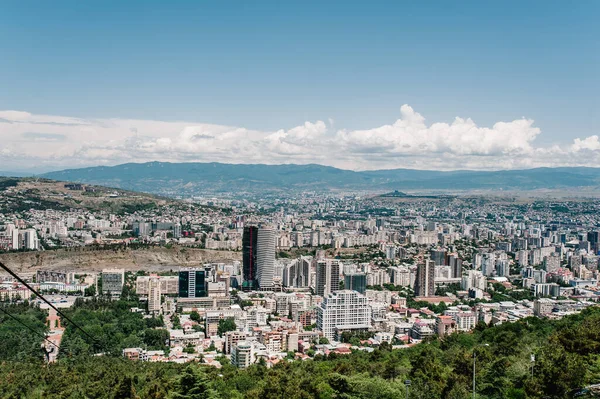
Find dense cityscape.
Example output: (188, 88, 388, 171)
(1, 179, 599, 396)
(2, 1, 599, 398)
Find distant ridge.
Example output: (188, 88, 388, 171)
(380, 190, 410, 197)
(38, 162, 600, 195)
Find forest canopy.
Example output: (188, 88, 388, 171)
(1, 302, 599, 398)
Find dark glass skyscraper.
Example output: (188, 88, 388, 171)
(178, 269, 206, 298)
(344, 273, 367, 294)
(242, 226, 258, 291)
(430, 249, 447, 266)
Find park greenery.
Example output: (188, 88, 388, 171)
(58, 297, 169, 358)
(0, 302, 599, 398)
(0, 302, 48, 361)
(217, 318, 237, 337)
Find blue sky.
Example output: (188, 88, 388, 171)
(0, 1, 599, 171)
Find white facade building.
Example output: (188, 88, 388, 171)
(316, 290, 371, 341)
(256, 228, 276, 289)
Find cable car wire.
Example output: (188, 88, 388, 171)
(0, 305, 60, 349)
(0, 261, 98, 344)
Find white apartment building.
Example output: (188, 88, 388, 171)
(148, 277, 161, 314)
(136, 275, 179, 296)
(231, 341, 254, 369)
(462, 270, 487, 291)
(316, 290, 371, 341)
(454, 312, 477, 331)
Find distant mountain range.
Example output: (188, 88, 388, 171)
(35, 162, 600, 195)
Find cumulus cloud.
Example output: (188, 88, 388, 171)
(572, 135, 600, 152)
(335, 105, 541, 156)
(0, 105, 597, 172)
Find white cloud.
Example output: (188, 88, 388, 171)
(572, 135, 600, 152)
(0, 105, 597, 172)
(335, 105, 541, 156)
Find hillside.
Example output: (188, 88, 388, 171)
(0, 177, 172, 214)
(41, 162, 600, 195)
(0, 246, 241, 274)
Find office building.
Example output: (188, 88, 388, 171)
(430, 249, 446, 266)
(133, 222, 151, 237)
(178, 268, 207, 298)
(316, 290, 371, 341)
(242, 226, 258, 291)
(315, 259, 340, 297)
(282, 256, 311, 288)
(173, 223, 182, 238)
(101, 269, 125, 298)
(448, 254, 462, 279)
(344, 273, 367, 294)
(256, 227, 276, 289)
(415, 260, 435, 297)
(37, 271, 67, 284)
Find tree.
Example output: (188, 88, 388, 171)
(409, 345, 448, 398)
(190, 311, 201, 323)
(84, 284, 96, 297)
(172, 314, 182, 329)
(144, 329, 169, 349)
(1, 305, 599, 399)
(531, 336, 587, 398)
(114, 376, 139, 399)
(146, 315, 165, 328)
(169, 365, 219, 399)
(217, 318, 236, 337)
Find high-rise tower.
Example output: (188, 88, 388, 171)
(178, 268, 206, 298)
(256, 227, 276, 289)
(315, 259, 340, 297)
(242, 226, 259, 291)
(415, 260, 435, 297)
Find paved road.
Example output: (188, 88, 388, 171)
(44, 308, 64, 363)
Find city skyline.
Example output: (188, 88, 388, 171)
(1, 2, 599, 396)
